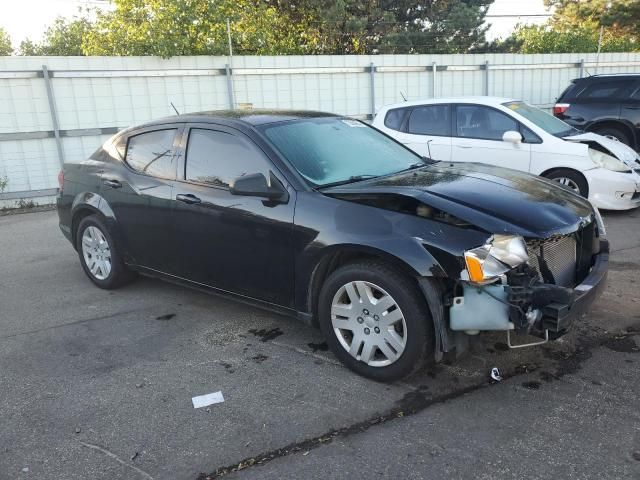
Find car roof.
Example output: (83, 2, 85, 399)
(136, 109, 339, 129)
(574, 73, 640, 82)
(377, 96, 518, 112)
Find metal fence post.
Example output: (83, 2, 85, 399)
(579, 58, 585, 78)
(225, 63, 235, 109)
(369, 62, 376, 120)
(41, 65, 64, 168)
(432, 62, 437, 98)
(484, 60, 490, 96)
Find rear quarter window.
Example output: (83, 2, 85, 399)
(125, 129, 178, 179)
(384, 108, 408, 131)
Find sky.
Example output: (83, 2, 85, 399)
(3, 0, 550, 46)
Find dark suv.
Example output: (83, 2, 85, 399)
(554, 74, 640, 149)
(57, 110, 609, 381)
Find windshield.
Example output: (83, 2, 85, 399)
(502, 101, 579, 137)
(258, 117, 424, 187)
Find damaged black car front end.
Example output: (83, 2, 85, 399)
(321, 161, 609, 358)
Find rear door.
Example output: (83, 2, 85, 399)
(451, 104, 531, 172)
(100, 125, 183, 271)
(382, 105, 452, 160)
(170, 124, 296, 307)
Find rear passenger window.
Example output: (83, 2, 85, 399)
(407, 105, 451, 136)
(578, 80, 629, 99)
(185, 129, 270, 188)
(384, 108, 408, 131)
(125, 129, 177, 179)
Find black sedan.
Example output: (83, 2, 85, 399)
(57, 110, 609, 381)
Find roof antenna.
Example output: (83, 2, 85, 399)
(170, 102, 180, 115)
(400, 91, 407, 102)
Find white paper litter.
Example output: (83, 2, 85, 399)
(490, 367, 502, 382)
(192, 391, 224, 409)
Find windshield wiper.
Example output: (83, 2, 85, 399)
(317, 175, 379, 189)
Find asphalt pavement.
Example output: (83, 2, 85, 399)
(0, 207, 638, 480)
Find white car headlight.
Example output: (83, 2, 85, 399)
(464, 235, 529, 284)
(589, 148, 631, 172)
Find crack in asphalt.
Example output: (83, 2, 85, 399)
(196, 326, 639, 479)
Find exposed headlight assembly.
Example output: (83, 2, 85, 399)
(464, 235, 529, 284)
(589, 148, 631, 173)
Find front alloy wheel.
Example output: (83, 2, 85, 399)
(318, 261, 433, 382)
(331, 281, 407, 367)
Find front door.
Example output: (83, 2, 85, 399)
(451, 104, 531, 172)
(170, 124, 295, 308)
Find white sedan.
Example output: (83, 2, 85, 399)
(373, 97, 640, 210)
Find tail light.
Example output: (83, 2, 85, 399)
(553, 103, 570, 116)
(57, 170, 64, 192)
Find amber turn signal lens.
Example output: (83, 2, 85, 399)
(464, 253, 485, 283)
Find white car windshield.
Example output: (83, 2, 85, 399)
(503, 101, 579, 138)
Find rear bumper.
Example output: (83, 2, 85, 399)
(539, 239, 608, 333)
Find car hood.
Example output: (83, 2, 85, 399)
(564, 132, 640, 168)
(324, 162, 594, 239)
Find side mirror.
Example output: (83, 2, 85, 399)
(502, 130, 523, 144)
(229, 171, 288, 203)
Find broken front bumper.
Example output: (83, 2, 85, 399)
(537, 239, 609, 334)
(450, 240, 609, 339)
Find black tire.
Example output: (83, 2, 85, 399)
(76, 214, 136, 289)
(543, 168, 589, 198)
(318, 261, 434, 382)
(594, 126, 631, 147)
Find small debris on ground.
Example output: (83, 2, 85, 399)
(75, 427, 81, 434)
(130, 452, 139, 461)
(192, 391, 225, 409)
(490, 367, 502, 382)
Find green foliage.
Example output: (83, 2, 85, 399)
(0, 175, 8, 193)
(0, 27, 12, 56)
(82, 0, 310, 57)
(508, 24, 637, 53)
(269, 0, 493, 54)
(19, 16, 93, 56)
(491, 0, 640, 53)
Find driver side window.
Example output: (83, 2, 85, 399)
(455, 105, 517, 141)
(184, 129, 271, 188)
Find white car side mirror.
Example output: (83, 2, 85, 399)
(503, 130, 522, 144)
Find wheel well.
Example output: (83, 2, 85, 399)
(586, 120, 636, 147)
(71, 208, 99, 249)
(539, 167, 588, 195)
(306, 249, 420, 327)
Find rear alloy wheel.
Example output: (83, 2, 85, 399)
(318, 261, 433, 382)
(544, 169, 589, 198)
(76, 215, 136, 289)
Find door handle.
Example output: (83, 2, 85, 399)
(457, 144, 473, 149)
(103, 179, 122, 189)
(176, 193, 202, 205)
(623, 106, 640, 110)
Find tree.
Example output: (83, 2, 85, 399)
(492, 0, 640, 53)
(0, 27, 12, 56)
(19, 16, 93, 56)
(267, 0, 494, 54)
(82, 0, 311, 57)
